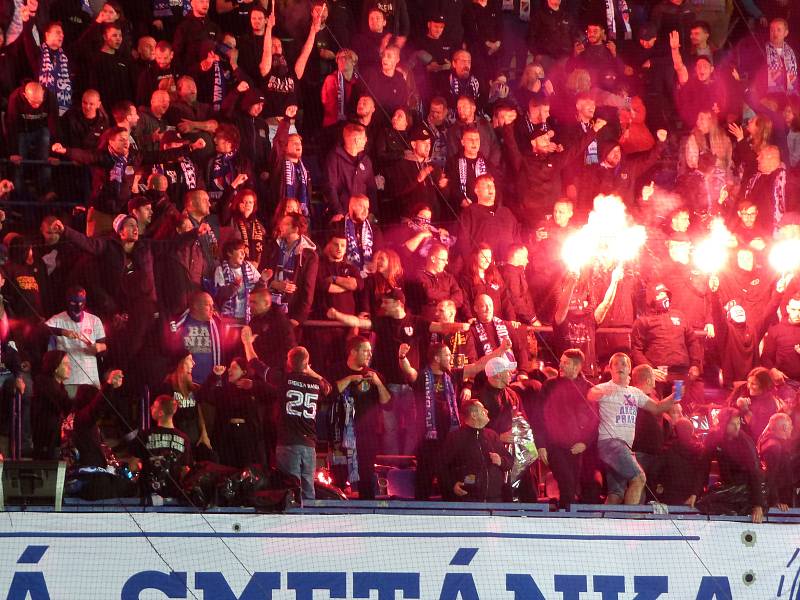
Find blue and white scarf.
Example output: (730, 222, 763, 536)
(153, 0, 192, 17)
(422, 367, 459, 441)
(344, 216, 373, 275)
(154, 156, 197, 190)
(331, 387, 359, 483)
(336, 71, 356, 122)
(746, 167, 787, 232)
(219, 259, 258, 322)
(458, 156, 487, 198)
(211, 152, 235, 192)
(273, 238, 301, 310)
(39, 46, 72, 116)
(212, 61, 224, 112)
(283, 159, 310, 214)
(109, 150, 128, 184)
(766, 43, 798, 95)
(449, 74, 480, 101)
(473, 317, 515, 362)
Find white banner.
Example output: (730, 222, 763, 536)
(0, 512, 797, 599)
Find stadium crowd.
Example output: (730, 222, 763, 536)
(0, 0, 797, 521)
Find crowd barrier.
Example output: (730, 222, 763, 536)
(0, 509, 792, 598)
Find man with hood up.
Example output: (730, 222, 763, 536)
(630, 282, 703, 385)
(709, 273, 782, 386)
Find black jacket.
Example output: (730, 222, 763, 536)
(526, 4, 575, 60)
(441, 425, 513, 502)
(405, 269, 464, 321)
(323, 145, 377, 218)
(630, 308, 703, 369)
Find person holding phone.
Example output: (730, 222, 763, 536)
(589, 353, 677, 505)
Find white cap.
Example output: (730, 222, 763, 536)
(485, 356, 517, 378)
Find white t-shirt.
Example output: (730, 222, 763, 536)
(595, 381, 650, 445)
(45, 311, 106, 386)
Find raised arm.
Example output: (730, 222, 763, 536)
(52, 220, 108, 256)
(462, 337, 514, 379)
(669, 31, 689, 85)
(294, 14, 321, 80)
(594, 265, 623, 324)
(259, 8, 276, 78)
(398, 343, 418, 383)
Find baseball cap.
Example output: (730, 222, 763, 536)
(127, 195, 152, 213)
(485, 356, 517, 378)
(409, 125, 432, 143)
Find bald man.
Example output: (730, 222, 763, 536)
(743, 145, 787, 232)
(138, 89, 173, 152)
(6, 81, 57, 192)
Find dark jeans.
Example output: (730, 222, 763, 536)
(548, 446, 583, 509)
(415, 437, 445, 500)
(356, 423, 380, 500)
(635, 451, 665, 503)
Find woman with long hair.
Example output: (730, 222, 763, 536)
(228, 188, 267, 268)
(271, 197, 303, 236)
(727, 367, 780, 442)
(678, 110, 733, 214)
(458, 243, 513, 320)
(514, 63, 552, 110)
(159, 352, 211, 454)
(360, 248, 404, 316)
(730, 114, 773, 183)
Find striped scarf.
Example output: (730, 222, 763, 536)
(154, 156, 197, 189)
(283, 159, 310, 214)
(153, 0, 192, 17)
(236, 217, 265, 263)
(746, 167, 787, 231)
(211, 152, 235, 194)
(344, 216, 373, 274)
(766, 43, 798, 95)
(335, 71, 357, 122)
(219, 260, 259, 322)
(273, 238, 301, 310)
(473, 317, 516, 362)
(422, 367, 459, 441)
(605, 0, 631, 41)
(39, 46, 72, 116)
(331, 387, 359, 483)
(449, 74, 480, 101)
(458, 156, 487, 198)
(212, 61, 224, 112)
(109, 150, 128, 184)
